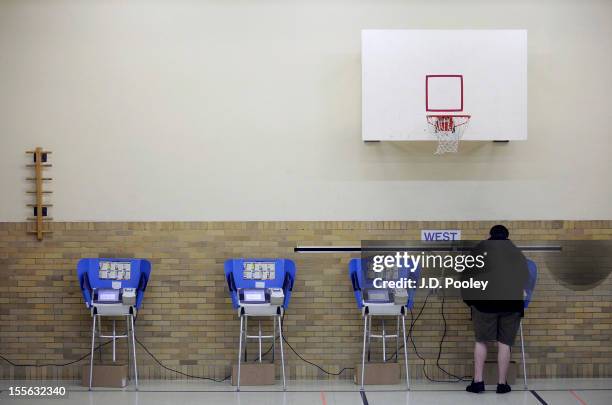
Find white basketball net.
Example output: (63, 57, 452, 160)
(427, 115, 471, 154)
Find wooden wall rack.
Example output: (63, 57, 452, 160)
(26, 147, 53, 240)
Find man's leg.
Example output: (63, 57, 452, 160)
(468, 308, 494, 393)
(474, 341, 487, 382)
(497, 341, 511, 384)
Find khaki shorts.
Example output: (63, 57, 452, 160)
(471, 307, 521, 346)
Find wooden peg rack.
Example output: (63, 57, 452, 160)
(26, 147, 53, 240)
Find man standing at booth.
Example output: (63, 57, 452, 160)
(462, 225, 529, 394)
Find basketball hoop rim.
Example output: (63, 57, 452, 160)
(426, 114, 471, 118)
(427, 114, 471, 127)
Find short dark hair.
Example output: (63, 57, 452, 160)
(489, 224, 510, 240)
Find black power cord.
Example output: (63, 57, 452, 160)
(385, 291, 471, 383)
(385, 291, 430, 365)
(282, 336, 354, 376)
(279, 314, 353, 376)
(276, 294, 464, 380)
(134, 337, 230, 383)
(434, 292, 471, 381)
(134, 322, 280, 382)
(130, 316, 231, 382)
(0, 340, 112, 368)
(409, 293, 471, 382)
(0, 326, 231, 383)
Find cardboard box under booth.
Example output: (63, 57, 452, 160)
(354, 363, 401, 385)
(231, 363, 275, 386)
(82, 363, 128, 388)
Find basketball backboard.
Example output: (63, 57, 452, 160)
(362, 30, 527, 141)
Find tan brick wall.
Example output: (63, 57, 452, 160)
(1, 221, 611, 381)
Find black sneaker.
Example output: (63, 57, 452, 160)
(496, 383, 511, 394)
(466, 380, 485, 393)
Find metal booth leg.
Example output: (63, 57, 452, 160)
(367, 316, 372, 361)
(520, 321, 527, 389)
(237, 315, 243, 392)
(129, 314, 139, 390)
(381, 319, 386, 362)
(244, 317, 248, 362)
(112, 320, 116, 362)
(401, 313, 410, 391)
(258, 321, 263, 363)
(360, 314, 368, 391)
(89, 314, 97, 390)
(396, 315, 400, 362)
(126, 316, 131, 382)
(97, 316, 103, 362)
(277, 315, 287, 391)
(272, 317, 276, 363)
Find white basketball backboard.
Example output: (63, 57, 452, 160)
(362, 30, 528, 141)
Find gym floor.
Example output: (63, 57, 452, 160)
(1, 379, 610, 405)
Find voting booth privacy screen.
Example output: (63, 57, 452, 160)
(349, 257, 421, 310)
(77, 258, 151, 309)
(225, 258, 295, 309)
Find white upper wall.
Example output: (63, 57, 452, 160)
(1, 0, 611, 221)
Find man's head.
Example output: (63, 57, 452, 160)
(489, 224, 509, 240)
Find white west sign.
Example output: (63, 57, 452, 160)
(420, 230, 462, 241)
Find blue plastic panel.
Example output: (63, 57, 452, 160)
(224, 258, 296, 309)
(524, 259, 538, 308)
(77, 258, 151, 309)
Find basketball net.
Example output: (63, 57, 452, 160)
(426, 115, 471, 154)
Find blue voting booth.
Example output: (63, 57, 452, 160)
(77, 258, 151, 390)
(225, 258, 295, 391)
(349, 257, 421, 390)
